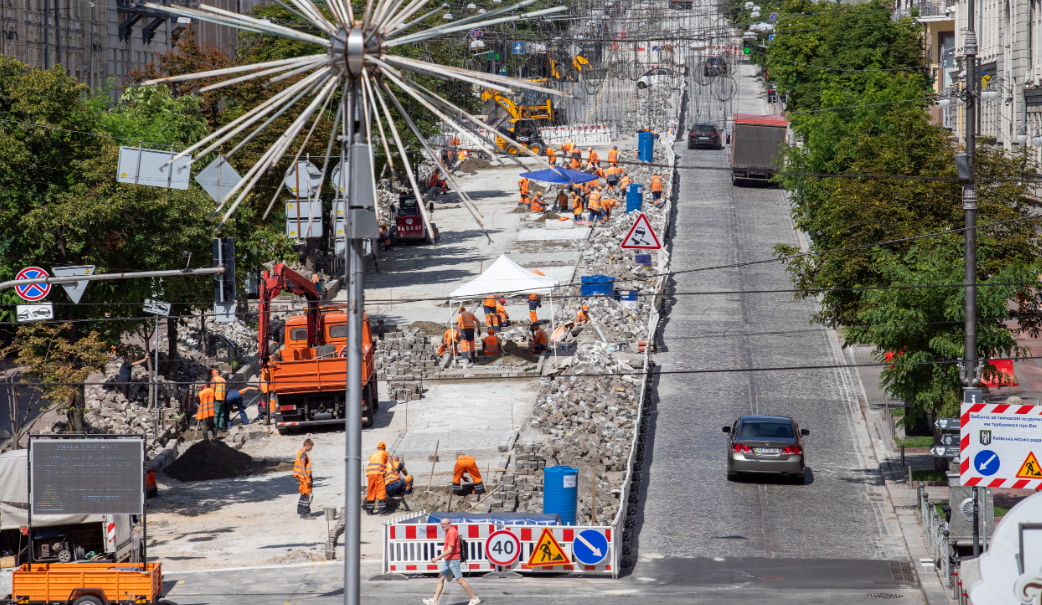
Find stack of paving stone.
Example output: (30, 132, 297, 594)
(373, 327, 438, 401)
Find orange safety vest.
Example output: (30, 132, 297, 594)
(484, 296, 498, 308)
(367, 450, 390, 477)
(573, 196, 583, 215)
(531, 196, 546, 211)
(210, 375, 226, 401)
(547, 148, 557, 162)
(608, 148, 618, 164)
(146, 469, 157, 491)
(589, 151, 599, 163)
(495, 303, 509, 319)
(429, 173, 443, 187)
(196, 387, 215, 420)
(589, 194, 602, 211)
(620, 176, 632, 189)
(605, 166, 618, 178)
(650, 175, 664, 192)
(482, 334, 501, 355)
(529, 293, 541, 302)
(294, 449, 312, 479)
(518, 178, 529, 194)
(532, 329, 549, 345)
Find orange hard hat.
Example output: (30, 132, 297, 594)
(378, 441, 386, 448)
(488, 327, 495, 334)
(582, 304, 588, 310)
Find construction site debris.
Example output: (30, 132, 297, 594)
(164, 440, 255, 482)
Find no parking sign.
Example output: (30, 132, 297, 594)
(15, 267, 51, 301)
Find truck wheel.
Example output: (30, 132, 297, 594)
(528, 143, 543, 155)
(73, 596, 104, 605)
(362, 385, 375, 428)
(506, 145, 520, 156)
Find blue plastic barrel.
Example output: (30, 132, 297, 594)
(637, 129, 659, 162)
(542, 465, 578, 525)
(626, 184, 644, 213)
(580, 275, 615, 297)
(620, 290, 638, 302)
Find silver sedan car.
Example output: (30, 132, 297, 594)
(724, 415, 809, 482)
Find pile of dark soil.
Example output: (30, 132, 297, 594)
(164, 440, 255, 482)
(458, 158, 492, 173)
(409, 320, 447, 336)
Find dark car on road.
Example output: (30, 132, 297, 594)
(688, 122, 722, 149)
(703, 55, 728, 77)
(724, 415, 809, 482)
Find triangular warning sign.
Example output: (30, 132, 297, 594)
(527, 527, 568, 567)
(1016, 451, 1042, 479)
(621, 213, 661, 249)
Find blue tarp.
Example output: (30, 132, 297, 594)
(425, 512, 563, 526)
(519, 168, 600, 185)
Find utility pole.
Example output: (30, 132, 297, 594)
(960, 0, 980, 390)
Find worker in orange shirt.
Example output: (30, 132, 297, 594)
(573, 192, 584, 222)
(528, 292, 542, 323)
(294, 438, 314, 518)
(603, 195, 618, 220)
(145, 467, 158, 499)
(518, 176, 530, 207)
(587, 148, 600, 169)
(496, 298, 511, 328)
(437, 327, 460, 356)
(452, 453, 485, 496)
(576, 303, 590, 324)
(570, 155, 581, 171)
(481, 327, 501, 357)
(650, 172, 664, 204)
(605, 164, 619, 191)
(619, 174, 632, 192)
(196, 385, 216, 437)
(429, 170, 448, 195)
(366, 441, 390, 515)
(529, 323, 549, 354)
(555, 188, 569, 212)
(546, 145, 557, 166)
(210, 369, 227, 431)
(607, 146, 619, 166)
(483, 295, 499, 326)
(588, 187, 603, 223)
(531, 191, 546, 212)
(456, 305, 478, 363)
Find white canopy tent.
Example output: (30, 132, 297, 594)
(447, 255, 562, 366)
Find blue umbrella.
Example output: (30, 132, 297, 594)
(519, 168, 600, 184)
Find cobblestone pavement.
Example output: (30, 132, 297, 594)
(628, 60, 911, 583)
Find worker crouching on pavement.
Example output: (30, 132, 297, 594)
(482, 328, 501, 357)
(530, 191, 546, 212)
(385, 455, 413, 497)
(452, 453, 485, 496)
(650, 172, 664, 204)
(437, 327, 460, 356)
(294, 439, 314, 518)
(529, 323, 549, 354)
(366, 441, 391, 515)
(576, 303, 590, 324)
(496, 298, 511, 328)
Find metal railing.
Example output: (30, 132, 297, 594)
(917, 483, 956, 594)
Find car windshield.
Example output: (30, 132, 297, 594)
(739, 421, 794, 439)
(694, 125, 716, 134)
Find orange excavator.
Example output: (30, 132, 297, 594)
(259, 263, 378, 429)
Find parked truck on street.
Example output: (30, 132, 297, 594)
(730, 113, 788, 185)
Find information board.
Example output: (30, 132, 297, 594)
(31, 439, 144, 516)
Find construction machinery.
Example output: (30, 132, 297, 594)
(548, 50, 591, 82)
(480, 87, 560, 155)
(9, 562, 163, 605)
(259, 263, 378, 429)
(390, 194, 438, 245)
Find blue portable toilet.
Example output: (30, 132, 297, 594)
(626, 183, 644, 213)
(542, 465, 578, 524)
(637, 129, 659, 162)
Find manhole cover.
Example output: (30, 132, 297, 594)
(756, 576, 786, 581)
(867, 594, 905, 600)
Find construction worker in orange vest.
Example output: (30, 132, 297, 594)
(588, 187, 603, 223)
(619, 174, 632, 192)
(210, 369, 227, 431)
(576, 303, 590, 324)
(196, 385, 216, 436)
(607, 146, 619, 166)
(483, 295, 499, 326)
(573, 192, 584, 222)
(456, 305, 478, 362)
(366, 441, 390, 515)
(452, 453, 485, 496)
(605, 165, 619, 190)
(488, 310, 502, 332)
(603, 195, 619, 220)
(530, 191, 546, 212)
(481, 327, 501, 356)
(385, 455, 413, 497)
(529, 322, 549, 354)
(518, 177, 530, 206)
(256, 367, 271, 423)
(587, 148, 600, 169)
(496, 298, 511, 328)
(650, 172, 664, 204)
(437, 327, 460, 356)
(555, 188, 569, 212)
(294, 438, 314, 517)
(145, 467, 158, 499)
(570, 155, 581, 171)
(528, 291, 542, 323)
(429, 170, 447, 195)
(546, 146, 557, 166)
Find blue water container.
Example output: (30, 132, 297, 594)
(637, 129, 659, 162)
(542, 465, 578, 525)
(580, 275, 615, 297)
(626, 184, 644, 213)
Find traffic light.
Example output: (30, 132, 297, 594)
(743, 40, 752, 54)
(213, 237, 236, 303)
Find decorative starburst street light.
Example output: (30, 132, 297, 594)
(140, 1, 566, 603)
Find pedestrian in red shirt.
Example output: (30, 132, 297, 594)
(426, 517, 481, 605)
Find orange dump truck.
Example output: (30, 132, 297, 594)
(10, 562, 162, 605)
(258, 263, 377, 430)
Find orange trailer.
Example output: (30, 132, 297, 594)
(10, 562, 162, 605)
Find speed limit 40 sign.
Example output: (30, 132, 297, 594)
(485, 530, 521, 566)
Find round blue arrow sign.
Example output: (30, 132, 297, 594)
(572, 529, 608, 566)
(973, 450, 999, 476)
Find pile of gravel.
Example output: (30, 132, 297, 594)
(164, 440, 255, 482)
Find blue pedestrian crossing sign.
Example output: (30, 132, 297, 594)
(572, 529, 608, 566)
(974, 449, 1000, 476)
(513, 41, 525, 54)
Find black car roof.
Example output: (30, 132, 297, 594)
(738, 415, 793, 422)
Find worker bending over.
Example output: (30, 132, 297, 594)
(437, 327, 460, 356)
(529, 323, 549, 354)
(530, 191, 546, 212)
(385, 455, 413, 498)
(650, 172, 664, 204)
(546, 146, 557, 166)
(495, 298, 511, 328)
(576, 303, 590, 324)
(366, 441, 390, 515)
(429, 170, 448, 195)
(452, 453, 485, 496)
(482, 328, 501, 357)
(605, 165, 619, 190)
(587, 148, 599, 169)
(294, 439, 314, 518)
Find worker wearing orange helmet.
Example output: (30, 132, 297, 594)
(576, 303, 590, 324)
(366, 441, 391, 515)
(482, 327, 502, 356)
